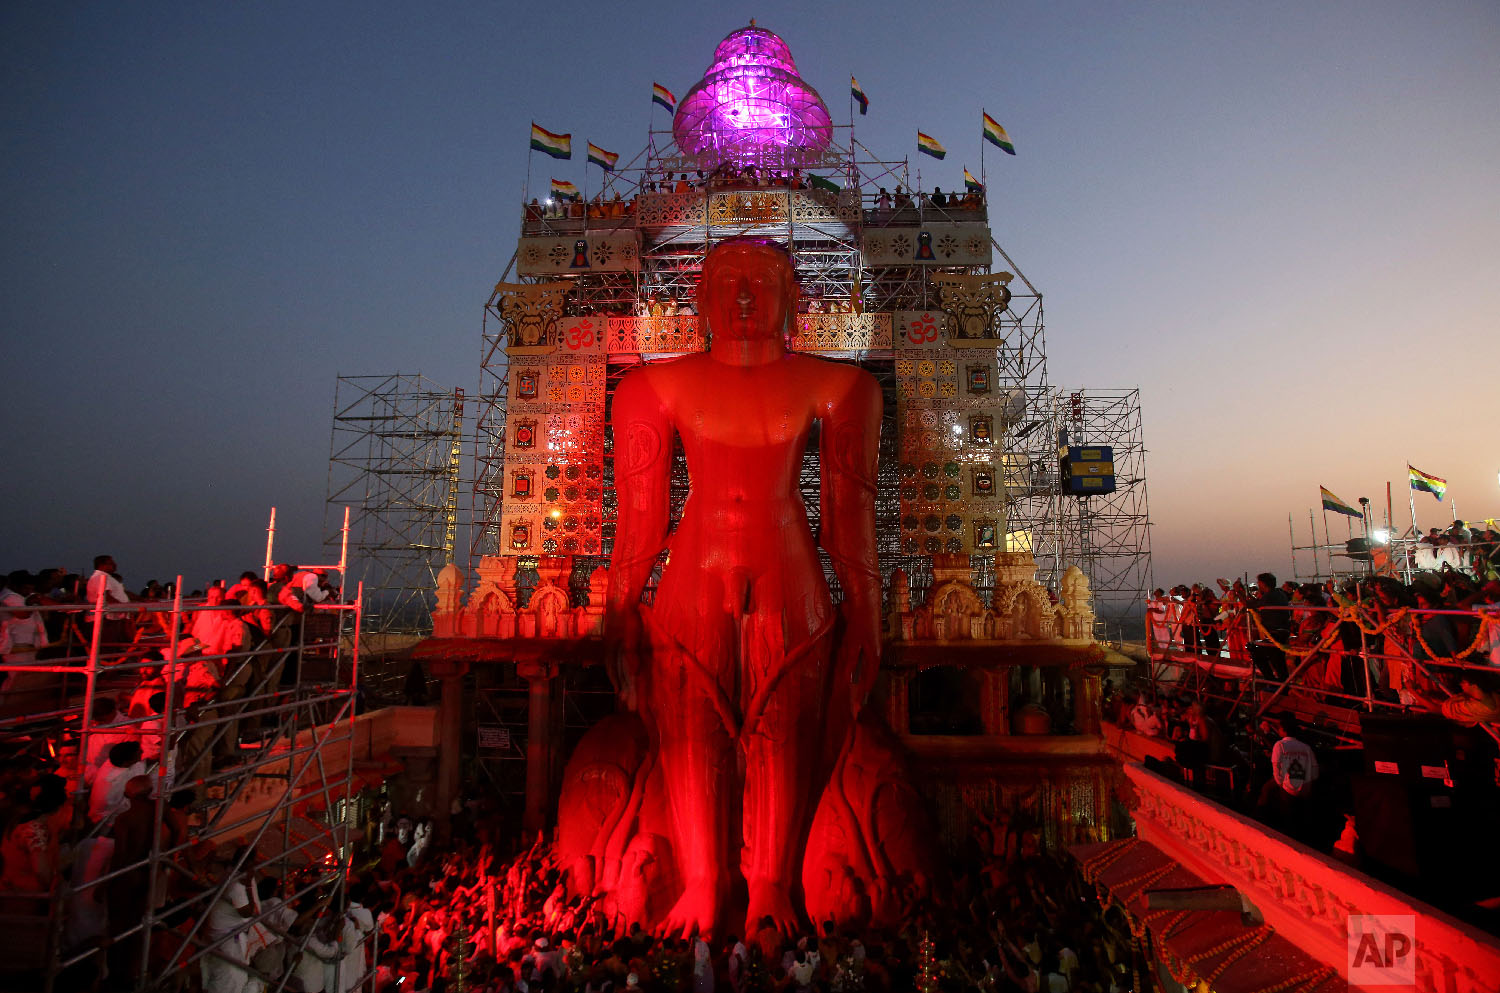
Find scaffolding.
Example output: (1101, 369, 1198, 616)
(473, 132, 1058, 600)
(1048, 388, 1154, 640)
(0, 581, 366, 993)
(325, 374, 466, 635)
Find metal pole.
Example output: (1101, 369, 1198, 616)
(339, 504, 351, 579)
(1288, 512, 1297, 582)
(140, 577, 185, 983)
(1321, 506, 1333, 581)
(1307, 509, 1319, 581)
(264, 506, 277, 580)
(80, 578, 107, 801)
(1359, 619, 1374, 712)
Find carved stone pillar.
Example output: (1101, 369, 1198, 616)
(981, 667, 1010, 736)
(517, 658, 559, 835)
(430, 658, 470, 831)
(1071, 665, 1103, 735)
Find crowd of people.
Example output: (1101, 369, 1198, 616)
(293, 802, 1139, 993)
(1144, 565, 1500, 722)
(1122, 549, 1500, 882)
(520, 163, 985, 228)
(0, 554, 351, 989)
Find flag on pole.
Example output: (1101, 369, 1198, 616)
(982, 113, 1016, 155)
(550, 178, 580, 201)
(1320, 486, 1362, 518)
(808, 174, 841, 193)
(963, 167, 983, 192)
(850, 77, 869, 115)
(587, 142, 619, 171)
(531, 124, 571, 159)
(652, 83, 677, 114)
(1408, 465, 1447, 501)
(916, 131, 946, 159)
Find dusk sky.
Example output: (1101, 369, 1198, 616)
(3, 1, 1497, 592)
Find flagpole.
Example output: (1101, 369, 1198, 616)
(1407, 464, 1418, 540)
(1321, 506, 1333, 580)
(980, 108, 987, 194)
(525, 138, 533, 207)
(1309, 510, 1319, 580)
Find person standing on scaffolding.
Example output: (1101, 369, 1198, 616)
(1248, 573, 1291, 682)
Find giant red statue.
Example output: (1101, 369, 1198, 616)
(558, 239, 935, 939)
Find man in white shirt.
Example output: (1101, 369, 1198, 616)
(1257, 716, 1320, 837)
(203, 853, 256, 993)
(85, 556, 132, 619)
(1270, 718, 1319, 797)
(82, 698, 132, 783)
(88, 741, 146, 825)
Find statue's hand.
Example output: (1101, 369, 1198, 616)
(604, 607, 644, 711)
(837, 596, 882, 713)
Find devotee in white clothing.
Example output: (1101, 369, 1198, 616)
(85, 556, 132, 618)
(88, 741, 145, 825)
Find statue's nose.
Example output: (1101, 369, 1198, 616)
(735, 278, 754, 311)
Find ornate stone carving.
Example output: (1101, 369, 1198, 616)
(634, 192, 707, 227)
(1124, 764, 1500, 993)
(493, 281, 571, 349)
(1058, 565, 1095, 640)
(862, 223, 992, 267)
(934, 272, 1013, 342)
(788, 312, 892, 352)
(517, 232, 641, 276)
(604, 315, 706, 354)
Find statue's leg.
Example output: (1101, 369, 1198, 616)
(644, 599, 737, 938)
(739, 610, 833, 937)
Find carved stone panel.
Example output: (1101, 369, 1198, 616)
(517, 232, 641, 275)
(934, 272, 1014, 343)
(788, 312, 892, 352)
(604, 316, 706, 354)
(862, 223, 992, 266)
(494, 281, 571, 350)
(634, 192, 707, 227)
(500, 320, 606, 556)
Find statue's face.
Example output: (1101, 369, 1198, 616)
(698, 242, 796, 343)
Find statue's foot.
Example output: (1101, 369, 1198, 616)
(745, 877, 800, 940)
(658, 879, 721, 940)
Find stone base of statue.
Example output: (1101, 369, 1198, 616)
(555, 708, 938, 935)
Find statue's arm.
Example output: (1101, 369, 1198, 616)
(820, 369, 884, 696)
(605, 370, 673, 629)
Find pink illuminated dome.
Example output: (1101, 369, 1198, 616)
(672, 22, 833, 170)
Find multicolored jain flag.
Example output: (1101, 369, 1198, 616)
(587, 142, 618, 171)
(1408, 465, 1447, 501)
(550, 178, 580, 201)
(652, 83, 677, 114)
(531, 123, 571, 160)
(963, 167, 983, 192)
(916, 131, 946, 159)
(1320, 486, 1362, 518)
(982, 113, 1016, 155)
(850, 76, 869, 115)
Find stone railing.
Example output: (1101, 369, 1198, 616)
(1124, 763, 1500, 993)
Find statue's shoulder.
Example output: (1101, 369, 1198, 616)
(619, 353, 705, 392)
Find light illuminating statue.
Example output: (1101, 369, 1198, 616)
(556, 239, 936, 939)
